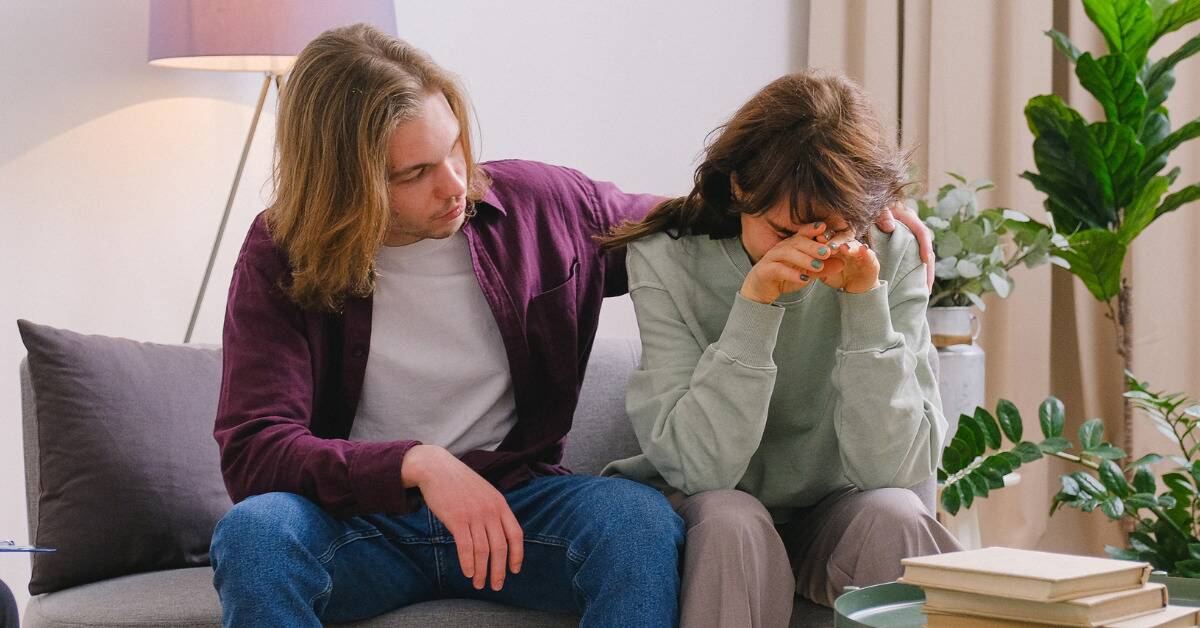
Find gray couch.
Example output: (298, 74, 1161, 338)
(19, 335, 849, 627)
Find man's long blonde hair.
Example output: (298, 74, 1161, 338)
(266, 23, 488, 312)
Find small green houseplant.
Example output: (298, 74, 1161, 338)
(915, 174, 1064, 311)
(938, 375, 1200, 576)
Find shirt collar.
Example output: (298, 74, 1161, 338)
(477, 185, 508, 217)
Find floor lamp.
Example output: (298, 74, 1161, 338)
(147, 0, 397, 343)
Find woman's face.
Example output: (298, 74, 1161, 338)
(739, 199, 853, 264)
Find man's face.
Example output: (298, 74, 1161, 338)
(383, 91, 468, 247)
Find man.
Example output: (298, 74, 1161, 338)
(209, 23, 933, 628)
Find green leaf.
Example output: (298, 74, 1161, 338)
(1046, 29, 1082, 63)
(1102, 496, 1126, 519)
(937, 467, 948, 483)
(955, 418, 984, 458)
(1163, 472, 1196, 496)
(974, 408, 1003, 449)
(1158, 493, 1178, 509)
(1014, 441, 1044, 463)
(1060, 474, 1082, 497)
(1040, 397, 1066, 438)
(1074, 471, 1109, 497)
(982, 454, 1015, 478)
(1133, 466, 1158, 493)
(1083, 121, 1145, 212)
(1154, 0, 1200, 41)
(1082, 0, 1155, 67)
(1025, 94, 1086, 139)
(941, 482, 961, 515)
(1040, 436, 1072, 454)
(1075, 53, 1146, 128)
(1080, 418, 1105, 450)
(1156, 183, 1200, 219)
(973, 467, 1005, 491)
(1127, 453, 1164, 471)
(1144, 118, 1200, 178)
(941, 440, 964, 475)
(936, 230, 964, 258)
(950, 437, 977, 469)
(1059, 229, 1127, 302)
(1188, 542, 1200, 561)
(1100, 459, 1131, 497)
(967, 471, 992, 498)
(1085, 444, 1128, 459)
(1119, 175, 1171, 243)
(1145, 32, 1200, 109)
(996, 399, 1023, 443)
(960, 476, 976, 509)
(1125, 492, 1157, 509)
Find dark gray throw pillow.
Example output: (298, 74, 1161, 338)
(17, 320, 231, 595)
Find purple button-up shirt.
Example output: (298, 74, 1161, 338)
(214, 159, 660, 517)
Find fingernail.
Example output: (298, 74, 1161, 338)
(800, 273, 810, 282)
(817, 246, 829, 256)
(811, 260, 823, 269)
(814, 221, 824, 230)
(830, 242, 840, 250)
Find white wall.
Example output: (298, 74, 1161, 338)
(0, 0, 803, 615)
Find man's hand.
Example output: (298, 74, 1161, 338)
(401, 444, 524, 591)
(875, 201, 934, 292)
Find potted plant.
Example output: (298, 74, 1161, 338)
(916, 173, 1064, 349)
(937, 374, 1200, 591)
(1020, 0, 1200, 457)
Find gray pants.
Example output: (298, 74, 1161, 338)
(670, 486, 961, 628)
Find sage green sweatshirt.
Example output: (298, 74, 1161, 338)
(601, 224, 947, 519)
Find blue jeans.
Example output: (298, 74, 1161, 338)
(210, 475, 684, 627)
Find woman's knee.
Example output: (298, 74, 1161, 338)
(681, 492, 772, 535)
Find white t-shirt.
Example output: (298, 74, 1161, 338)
(349, 231, 518, 456)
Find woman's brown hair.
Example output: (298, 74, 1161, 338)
(599, 69, 908, 250)
(266, 23, 489, 312)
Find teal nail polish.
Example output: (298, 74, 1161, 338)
(811, 259, 823, 269)
(818, 246, 829, 256)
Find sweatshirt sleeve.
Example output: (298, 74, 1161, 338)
(214, 236, 421, 517)
(831, 238, 948, 491)
(624, 246, 783, 495)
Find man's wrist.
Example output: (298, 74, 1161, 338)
(401, 444, 441, 488)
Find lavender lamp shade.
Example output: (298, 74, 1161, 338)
(148, 0, 397, 74)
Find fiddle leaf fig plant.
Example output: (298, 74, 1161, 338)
(914, 174, 1065, 310)
(1022, 0, 1200, 456)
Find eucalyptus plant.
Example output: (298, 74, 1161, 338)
(1022, 0, 1200, 452)
(915, 174, 1065, 310)
(938, 375, 1200, 576)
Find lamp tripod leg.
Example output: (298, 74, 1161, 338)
(184, 72, 275, 343)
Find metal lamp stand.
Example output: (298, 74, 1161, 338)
(184, 71, 284, 343)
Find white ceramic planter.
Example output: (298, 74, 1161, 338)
(928, 306, 992, 549)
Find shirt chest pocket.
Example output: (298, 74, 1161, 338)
(525, 258, 580, 386)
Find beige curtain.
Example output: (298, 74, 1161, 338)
(808, 0, 1200, 556)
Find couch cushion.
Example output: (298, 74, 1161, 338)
(17, 320, 231, 595)
(22, 566, 833, 628)
(560, 336, 642, 475)
(22, 567, 578, 628)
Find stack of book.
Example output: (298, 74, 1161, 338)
(898, 547, 1200, 627)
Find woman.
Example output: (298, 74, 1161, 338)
(600, 69, 961, 627)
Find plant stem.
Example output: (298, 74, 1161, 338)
(1149, 505, 1193, 543)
